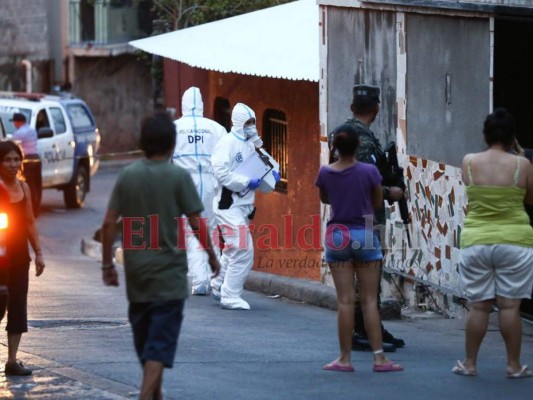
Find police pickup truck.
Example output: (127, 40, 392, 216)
(0, 92, 100, 209)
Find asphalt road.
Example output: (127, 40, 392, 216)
(0, 163, 531, 399)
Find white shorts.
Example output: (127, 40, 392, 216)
(459, 244, 533, 302)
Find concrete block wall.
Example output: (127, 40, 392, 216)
(0, 0, 49, 62)
(73, 54, 153, 154)
(0, 0, 51, 91)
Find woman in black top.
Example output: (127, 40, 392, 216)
(0, 140, 45, 376)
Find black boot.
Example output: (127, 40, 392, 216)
(352, 333, 396, 352)
(382, 328, 405, 348)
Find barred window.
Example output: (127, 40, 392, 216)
(263, 109, 288, 192)
(213, 97, 231, 132)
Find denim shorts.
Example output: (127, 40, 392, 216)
(325, 227, 383, 263)
(128, 299, 185, 368)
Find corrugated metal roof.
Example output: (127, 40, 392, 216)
(129, 0, 319, 82)
(361, 0, 533, 13)
(464, 0, 532, 6)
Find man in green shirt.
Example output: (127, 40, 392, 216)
(101, 113, 220, 400)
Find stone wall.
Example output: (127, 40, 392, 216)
(73, 54, 153, 154)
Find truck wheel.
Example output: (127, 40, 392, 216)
(63, 166, 88, 209)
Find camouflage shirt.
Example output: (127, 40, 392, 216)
(328, 117, 387, 173)
(328, 117, 387, 225)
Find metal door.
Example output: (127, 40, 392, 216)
(406, 15, 490, 166)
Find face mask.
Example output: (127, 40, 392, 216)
(243, 125, 258, 139)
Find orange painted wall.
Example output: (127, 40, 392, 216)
(163, 61, 322, 281)
(163, 60, 210, 118)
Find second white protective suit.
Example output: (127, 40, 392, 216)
(173, 87, 226, 295)
(210, 103, 260, 310)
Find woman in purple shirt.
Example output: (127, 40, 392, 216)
(316, 124, 402, 373)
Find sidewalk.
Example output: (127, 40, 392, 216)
(0, 346, 133, 399)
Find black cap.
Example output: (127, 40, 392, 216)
(9, 112, 26, 122)
(352, 84, 380, 105)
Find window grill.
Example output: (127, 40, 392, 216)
(263, 110, 288, 192)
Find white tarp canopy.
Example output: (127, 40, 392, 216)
(129, 0, 319, 82)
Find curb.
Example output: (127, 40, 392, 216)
(80, 237, 337, 310)
(245, 271, 337, 310)
(18, 349, 135, 399)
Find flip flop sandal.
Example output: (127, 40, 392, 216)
(373, 361, 403, 372)
(322, 360, 355, 372)
(507, 365, 533, 379)
(452, 360, 477, 377)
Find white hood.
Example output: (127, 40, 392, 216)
(181, 87, 204, 117)
(230, 103, 255, 139)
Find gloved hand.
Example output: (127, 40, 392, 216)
(247, 178, 262, 190)
(272, 170, 281, 183)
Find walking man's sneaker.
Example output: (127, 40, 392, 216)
(352, 333, 396, 352)
(5, 360, 32, 376)
(382, 329, 405, 348)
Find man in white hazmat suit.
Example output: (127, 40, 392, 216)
(210, 103, 280, 310)
(173, 87, 227, 295)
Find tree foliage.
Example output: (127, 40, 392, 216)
(152, 0, 294, 31)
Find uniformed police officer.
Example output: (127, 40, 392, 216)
(328, 84, 405, 352)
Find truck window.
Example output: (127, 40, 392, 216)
(36, 109, 51, 131)
(0, 107, 32, 134)
(0, 118, 6, 139)
(50, 107, 67, 134)
(67, 104, 93, 130)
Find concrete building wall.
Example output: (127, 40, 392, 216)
(320, 3, 498, 316)
(325, 8, 397, 144)
(74, 55, 152, 154)
(383, 14, 490, 312)
(0, 0, 50, 62)
(0, 0, 51, 91)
